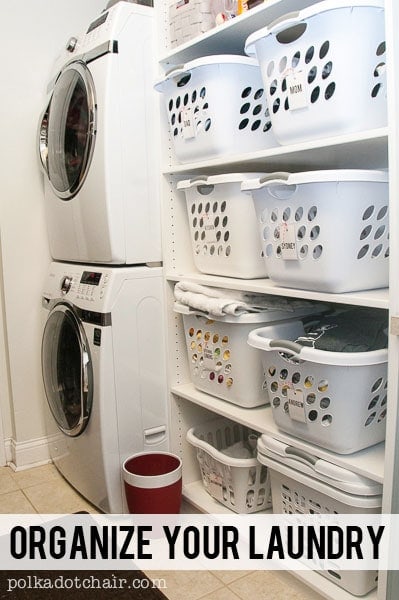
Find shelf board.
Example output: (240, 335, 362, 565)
(162, 128, 388, 175)
(172, 382, 385, 483)
(166, 272, 389, 309)
(160, 0, 324, 66)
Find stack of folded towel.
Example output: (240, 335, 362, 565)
(174, 280, 315, 317)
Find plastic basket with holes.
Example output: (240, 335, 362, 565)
(242, 169, 389, 293)
(154, 55, 277, 164)
(248, 318, 388, 454)
(177, 173, 268, 278)
(186, 416, 272, 513)
(257, 433, 381, 595)
(174, 301, 324, 408)
(245, 0, 387, 145)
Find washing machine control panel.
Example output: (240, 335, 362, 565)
(81, 2, 151, 52)
(76, 270, 109, 303)
(57, 269, 110, 307)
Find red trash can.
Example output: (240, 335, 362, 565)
(122, 451, 182, 514)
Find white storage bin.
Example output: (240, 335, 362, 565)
(248, 319, 388, 454)
(245, 0, 387, 145)
(175, 301, 322, 408)
(187, 416, 271, 513)
(154, 55, 276, 164)
(169, 0, 214, 49)
(257, 433, 382, 596)
(242, 170, 389, 293)
(177, 173, 268, 278)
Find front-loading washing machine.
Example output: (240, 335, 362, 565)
(41, 261, 169, 513)
(38, 2, 161, 265)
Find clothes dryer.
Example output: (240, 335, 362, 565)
(41, 261, 168, 513)
(38, 2, 161, 265)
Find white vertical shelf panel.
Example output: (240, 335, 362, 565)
(157, 1, 393, 599)
(378, 1, 399, 599)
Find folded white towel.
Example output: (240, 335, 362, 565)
(174, 281, 313, 317)
(174, 281, 249, 316)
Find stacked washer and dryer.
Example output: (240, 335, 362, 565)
(38, 1, 168, 513)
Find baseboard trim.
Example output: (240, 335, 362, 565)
(7, 436, 51, 471)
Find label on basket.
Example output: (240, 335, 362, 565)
(203, 345, 214, 369)
(208, 473, 224, 502)
(287, 388, 306, 423)
(286, 70, 308, 111)
(203, 214, 217, 243)
(182, 107, 196, 139)
(280, 223, 298, 260)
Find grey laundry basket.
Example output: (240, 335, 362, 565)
(257, 433, 382, 596)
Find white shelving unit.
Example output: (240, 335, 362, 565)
(155, 1, 398, 599)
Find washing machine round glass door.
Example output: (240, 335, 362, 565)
(42, 303, 93, 437)
(42, 60, 97, 200)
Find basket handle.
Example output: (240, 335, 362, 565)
(268, 12, 307, 43)
(269, 339, 304, 358)
(189, 176, 215, 195)
(283, 446, 363, 481)
(259, 172, 290, 184)
(250, 173, 296, 199)
(155, 65, 192, 91)
(285, 446, 318, 465)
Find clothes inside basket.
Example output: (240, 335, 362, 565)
(220, 435, 258, 459)
(295, 307, 388, 352)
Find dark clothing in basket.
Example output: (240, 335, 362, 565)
(296, 308, 388, 352)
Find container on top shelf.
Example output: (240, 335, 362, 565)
(242, 169, 389, 293)
(174, 298, 325, 408)
(154, 55, 277, 164)
(244, 0, 387, 145)
(257, 433, 381, 596)
(247, 310, 388, 454)
(177, 173, 268, 278)
(186, 415, 271, 513)
(168, 0, 215, 49)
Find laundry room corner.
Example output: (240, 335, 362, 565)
(0, 0, 105, 470)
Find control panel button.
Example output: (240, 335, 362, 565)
(60, 276, 73, 294)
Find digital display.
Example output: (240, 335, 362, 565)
(86, 12, 108, 34)
(80, 271, 102, 286)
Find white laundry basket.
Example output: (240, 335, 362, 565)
(247, 319, 388, 454)
(257, 434, 382, 596)
(177, 173, 268, 278)
(187, 416, 271, 513)
(242, 170, 389, 293)
(175, 301, 322, 408)
(245, 0, 387, 145)
(155, 55, 276, 164)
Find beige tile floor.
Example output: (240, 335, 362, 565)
(0, 463, 324, 600)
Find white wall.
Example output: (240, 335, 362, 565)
(0, 0, 105, 465)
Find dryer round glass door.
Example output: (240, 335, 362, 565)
(42, 303, 93, 437)
(46, 61, 97, 200)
